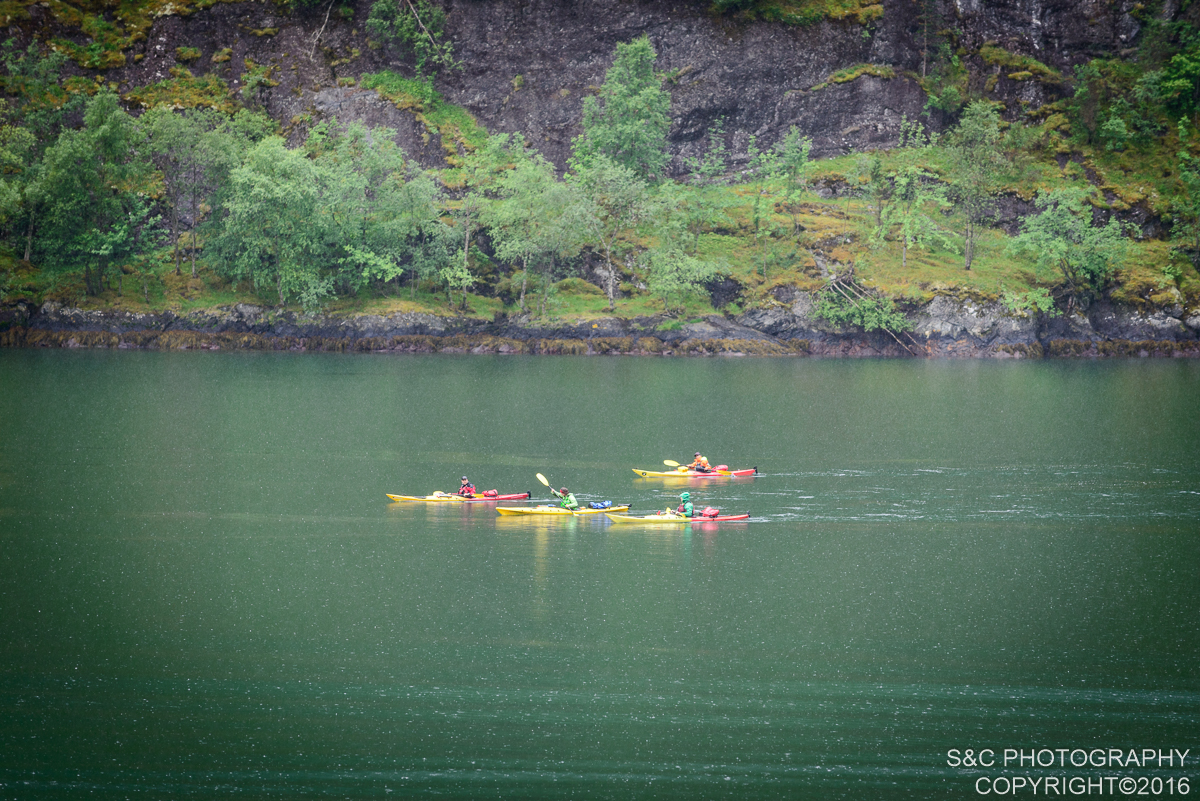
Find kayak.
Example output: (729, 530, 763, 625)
(387, 492, 532, 503)
(496, 504, 630, 516)
(605, 512, 751, 523)
(631, 467, 757, 478)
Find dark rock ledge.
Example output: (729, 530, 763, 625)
(2, 296, 1199, 358)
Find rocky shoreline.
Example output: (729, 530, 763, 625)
(2, 295, 1199, 358)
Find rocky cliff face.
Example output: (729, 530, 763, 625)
(94, 0, 1152, 172)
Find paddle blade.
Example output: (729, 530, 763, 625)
(663, 459, 681, 467)
(536, 473, 550, 487)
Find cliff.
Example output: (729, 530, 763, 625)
(84, 0, 1149, 171)
(4, 0, 1198, 353)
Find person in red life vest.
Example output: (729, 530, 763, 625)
(677, 491, 694, 517)
(459, 476, 476, 498)
(687, 453, 712, 473)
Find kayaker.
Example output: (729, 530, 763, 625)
(459, 476, 476, 498)
(687, 453, 713, 473)
(677, 492, 694, 517)
(551, 486, 578, 510)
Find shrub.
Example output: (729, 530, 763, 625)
(553, 277, 603, 296)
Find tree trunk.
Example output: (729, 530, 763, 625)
(173, 206, 181, 276)
(24, 208, 34, 262)
(964, 221, 974, 271)
(603, 240, 616, 311)
(461, 215, 473, 312)
(902, 237, 908, 270)
(191, 227, 198, 279)
(519, 254, 529, 312)
(277, 271, 284, 306)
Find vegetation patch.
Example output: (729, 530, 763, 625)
(123, 67, 237, 112)
(995, 342, 1045, 358)
(7, 0, 247, 71)
(809, 63, 895, 92)
(360, 70, 488, 162)
(710, 0, 883, 26)
(553, 277, 603, 296)
(979, 44, 1062, 84)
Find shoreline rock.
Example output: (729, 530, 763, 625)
(1, 296, 1197, 358)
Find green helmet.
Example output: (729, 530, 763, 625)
(680, 492, 690, 501)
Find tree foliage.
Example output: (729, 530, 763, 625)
(642, 182, 722, 313)
(877, 165, 955, 269)
(207, 136, 332, 309)
(365, 0, 457, 83)
(573, 36, 671, 180)
(483, 135, 586, 314)
(814, 288, 912, 333)
(946, 101, 1005, 270)
(1171, 122, 1200, 267)
(569, 155, 658, 310)
(35, 90, 158, 296)
(1009, 187, 1131, 307)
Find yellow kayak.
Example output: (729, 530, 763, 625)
(631, 467, 756, 478)
(386, 492, 531, 503)
(605, 512, 689, 524)
(495, 505, 630, 516)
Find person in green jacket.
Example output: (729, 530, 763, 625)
(677, 491, 694, 517)
(551, 486, 578, 510)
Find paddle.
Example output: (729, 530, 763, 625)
(537, 472, 570, 508)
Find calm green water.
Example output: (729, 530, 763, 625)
(1, 351, 1197, 799)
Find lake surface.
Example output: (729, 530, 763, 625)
(1, 350, 1198, 799)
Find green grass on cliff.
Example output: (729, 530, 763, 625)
(360, 71, 488, 163)
(710, 0, 883, 26)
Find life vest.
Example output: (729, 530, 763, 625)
(460, 483, 476, 496)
